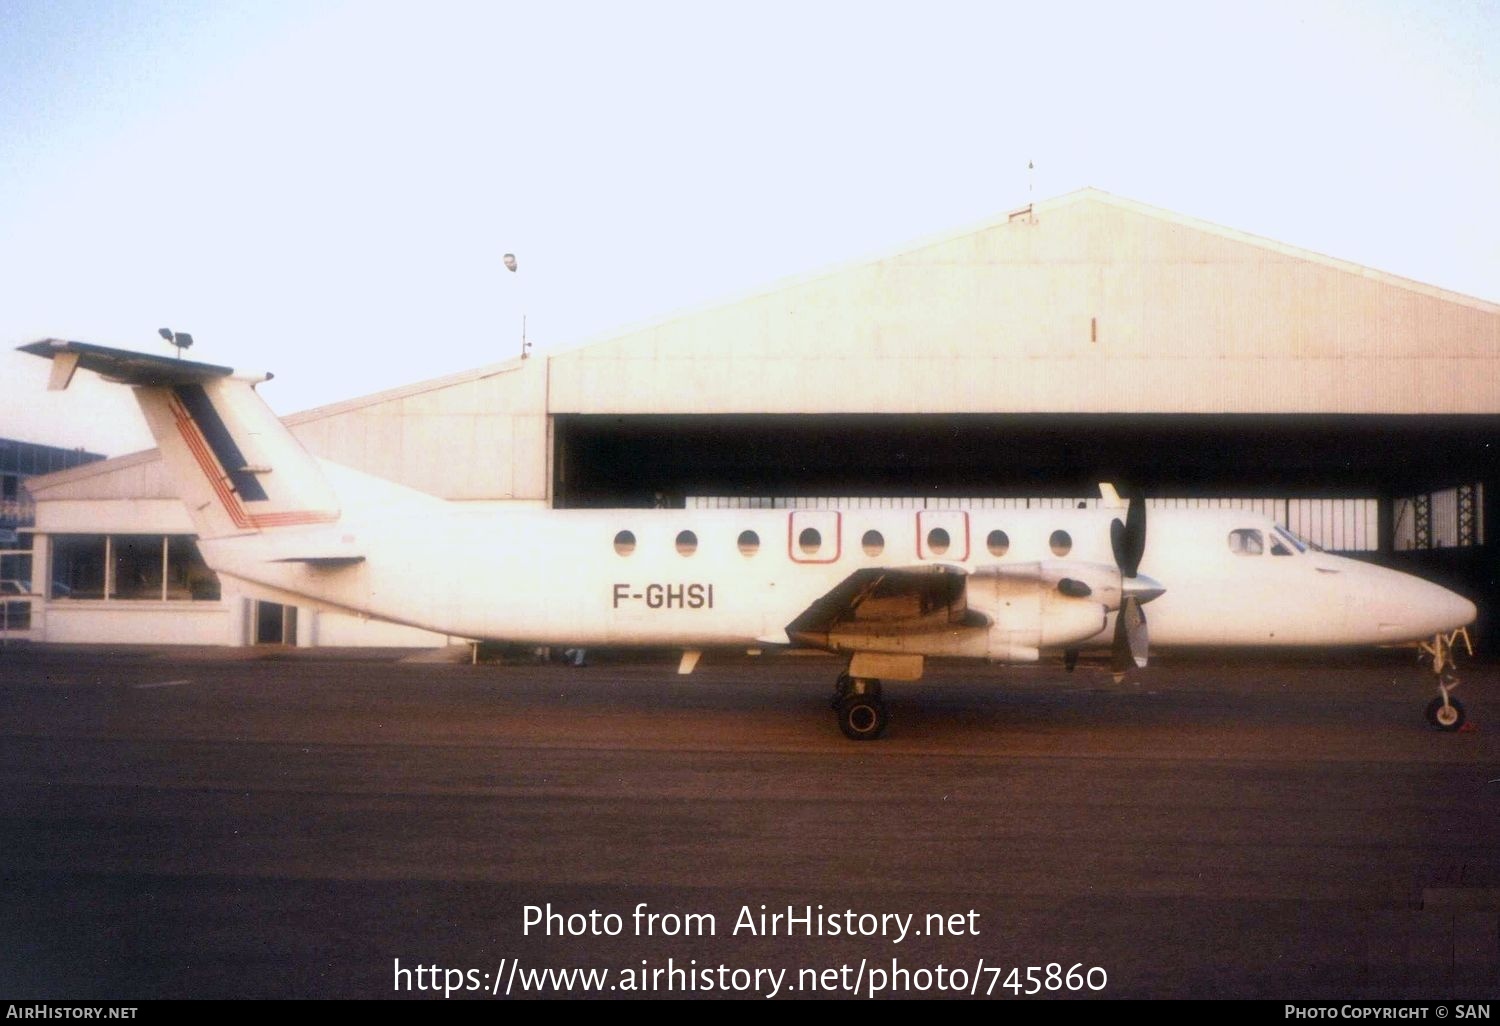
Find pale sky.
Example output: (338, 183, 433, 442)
(2, 0, 1497, 453)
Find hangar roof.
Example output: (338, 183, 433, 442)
(547, 187, 1499, 416)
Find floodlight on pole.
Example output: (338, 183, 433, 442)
(505, 252, 530, 359)
(158, 327, 194, 359)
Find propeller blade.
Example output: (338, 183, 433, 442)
(1127, 600, 1149, 667)
(1110, 596, 1150, 673)
(1124, 496, 1146, 576)
(1110, 493, 1147, 578)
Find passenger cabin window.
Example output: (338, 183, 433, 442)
(927, 527, 950, 556)
(676, 530, 698, 556)
(614, 530, 636, 556)
(1229, 529, 1263, 555)
(862, 530, 884, 556)
(987, 529, 1009, 557)
(799, 527, 822, 555)
(1049, 530, 1072, 556)
(737, 530, 760, 557)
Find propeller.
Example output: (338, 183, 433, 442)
(1108, 492, 1164, 674)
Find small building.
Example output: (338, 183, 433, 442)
(1, 437, 103, 637)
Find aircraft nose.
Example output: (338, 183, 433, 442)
(1360, 566, 1478, 642)
(1409, 579, 1477, 636)
(1440, 588, 1477, 631)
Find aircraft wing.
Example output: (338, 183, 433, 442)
(785, 564, 987, 644)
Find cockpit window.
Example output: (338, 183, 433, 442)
(1228, 529, 1263, 555)
(1273, 526, 1309, 553)
(1270, 537, 1293, 556)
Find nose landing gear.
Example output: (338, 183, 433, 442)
(1418, 628, 1473, 732)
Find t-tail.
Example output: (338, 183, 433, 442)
(21, 339, 339, 540)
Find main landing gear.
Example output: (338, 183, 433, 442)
(832, 672, 888, 741)
(1418, 628, 1473, 732)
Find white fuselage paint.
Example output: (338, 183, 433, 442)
(200, 504, 1477, 654)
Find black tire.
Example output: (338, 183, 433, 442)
(836, 695, 889, 741)
(1425, 696, 1466, 732)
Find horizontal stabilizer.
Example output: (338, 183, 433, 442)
(20, 339, 258, 387)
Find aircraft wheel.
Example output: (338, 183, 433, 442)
(1425, 696, 1466, 732)
(836, 694, 889, 741)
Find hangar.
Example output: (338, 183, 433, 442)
(18, 188, 1500, 647)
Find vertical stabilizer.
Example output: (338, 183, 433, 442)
(21, 339, 339, 540)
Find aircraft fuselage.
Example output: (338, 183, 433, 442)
(201, 504, 1476, 654)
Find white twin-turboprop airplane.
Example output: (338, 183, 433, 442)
(23, 340, 1479, 740)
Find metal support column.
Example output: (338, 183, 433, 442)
(1413, 493, 1432, 550)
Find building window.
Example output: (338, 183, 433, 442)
(50, 535, 106, 599)
(1049, 530, 1072, 556)
(676, 530, 698, 556)
(111, 534, 164, 600)
(49, 534, 220, 601)
(168, 535, 221, 600)
(0, 548, 32, 596)
(1, 546, 35, 631)
(987, 529, 1010, 557)
(861, 530, 884, 556)
(614, 530, 636, 556)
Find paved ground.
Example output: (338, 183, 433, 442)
(1, 644, 1497, 1000)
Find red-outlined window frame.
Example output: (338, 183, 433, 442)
(916, 510, 970, 561)
(787, 511, 842, 564)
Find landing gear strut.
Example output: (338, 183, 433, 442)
(1418, 628, 1472, 732)
(832, 673, 887, 740)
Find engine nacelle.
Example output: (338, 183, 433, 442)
(965, 563, 1110, 660)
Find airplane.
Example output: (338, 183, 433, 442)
(21, 339, 1480, 740)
